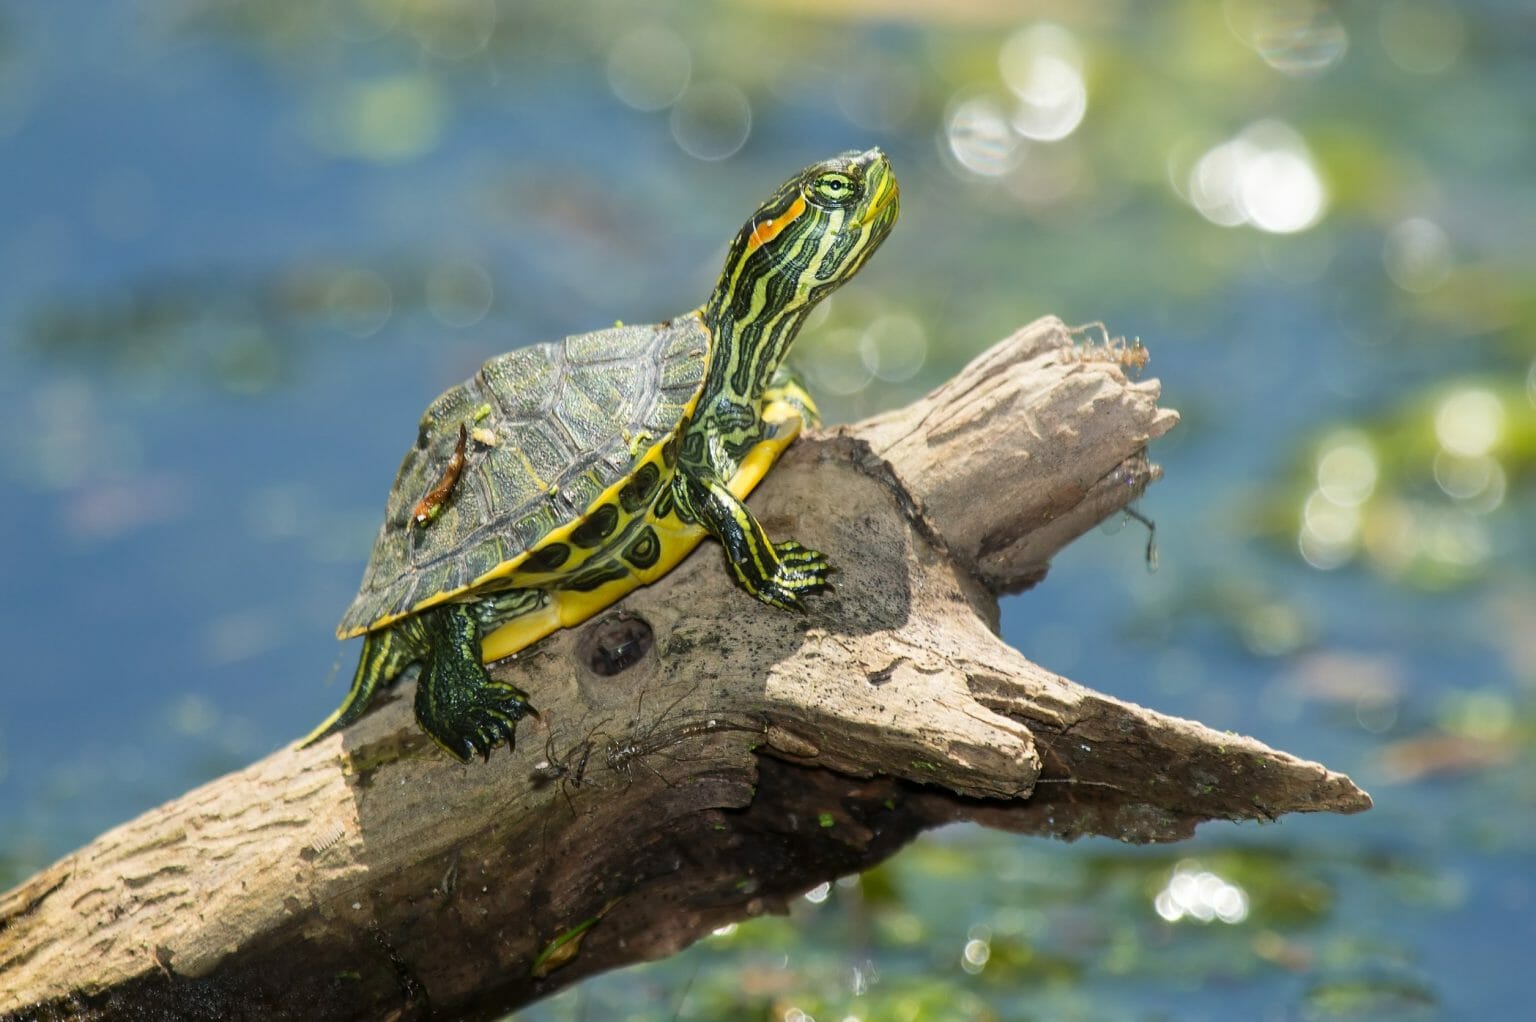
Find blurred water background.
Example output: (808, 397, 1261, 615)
(1, 2, 1533, 1019)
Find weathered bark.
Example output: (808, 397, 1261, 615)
(0, 316, 1369, 1021)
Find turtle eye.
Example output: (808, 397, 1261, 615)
(809, 171, 859, 207)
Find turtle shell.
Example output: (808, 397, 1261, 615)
(338, 314, 710, 638)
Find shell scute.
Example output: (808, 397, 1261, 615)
(338, 316, 711, 637)
(476, 347, 556, 420)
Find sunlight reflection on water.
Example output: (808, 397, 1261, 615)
(1226, 0, 1349, 77)
(1186, 120, 1327, 234)
(1153, 860, 1250, 925)
(999, 24, 1087, 142)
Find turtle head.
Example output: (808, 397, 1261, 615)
(701, 150, 898, 406)
(727, 148, 899, 306)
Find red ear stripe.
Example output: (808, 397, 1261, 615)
(745, 194, 807, 253)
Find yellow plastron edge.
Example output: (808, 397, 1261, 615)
(476, 397, 806, 664)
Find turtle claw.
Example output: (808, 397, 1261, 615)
(754, 541, 834, 611)
(685, 473, 834, 612)
(439, 699, 529, 762)
(419, 671, 533, 763)
(412, 605, 536, 762)
(775, 540, 832, 576)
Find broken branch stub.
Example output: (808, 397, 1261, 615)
(0, 316, 1369, 1021)
(857, 316, 1174, 592)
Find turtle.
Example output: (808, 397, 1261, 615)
(301, 148, 899, 761)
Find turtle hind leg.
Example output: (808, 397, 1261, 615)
(300, 625, 422, 748)
(415, 602, 534, 762)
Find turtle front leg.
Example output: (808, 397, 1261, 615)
(416, 602, 535, 761)
(675, 472, 832, 611)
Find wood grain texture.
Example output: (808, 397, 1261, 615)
(0, 317, 1368, 1021)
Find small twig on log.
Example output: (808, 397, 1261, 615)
(0, 316, 1369, 1021)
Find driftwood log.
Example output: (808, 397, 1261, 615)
(0, 316, 1370, 1020)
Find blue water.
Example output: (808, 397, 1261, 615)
(2, 4, 1533, 1019)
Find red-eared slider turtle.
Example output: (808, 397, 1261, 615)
(303, 149, 899, 761)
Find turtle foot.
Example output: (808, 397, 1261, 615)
(417, 668, 534, 762)
(756, 541, 834, 611)
(412, 603, 537, 762)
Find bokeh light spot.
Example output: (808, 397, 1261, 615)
(1227, 0, 1349, 77)
(802, 326, 873, 397)
(1154, 860, 1250, 924)
(167, 693, 219, 737)
(1423, 509, 1491, 571)
(1188, 138, 1252, 227)
(669, 81, 751, 161)
(1241, 601, 1307, 656)
(1444, 689, 1514, 743)
(1000, 22, 1081, 88)
(1383, 217, 1452, 293)
(1187, 121, 1326, 233)
(961, 936, 991, 974)
(607, 25, 692, 112)
(425, 260, 494, 328)
(325, 267, 394, 338)
(944, 95, 1021, 177)
(1356, 691, 1400, 734)
(314, 75, 445, 162)
(1432, 453, 1505, 511)
(408, 0, 496, 60)
(202, 608, 281, 667)
(858, 314, 928, 383)
(1315, 430, 1378, 506)
(1000, 24, 1087, 142)
(1300, 489, 1361, 570)
(1240, 148, 1325, 233)
(1304, 491, 1360, 548)
(1379, 0, 1465, 74)
(1434, 388, 1503, 457)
